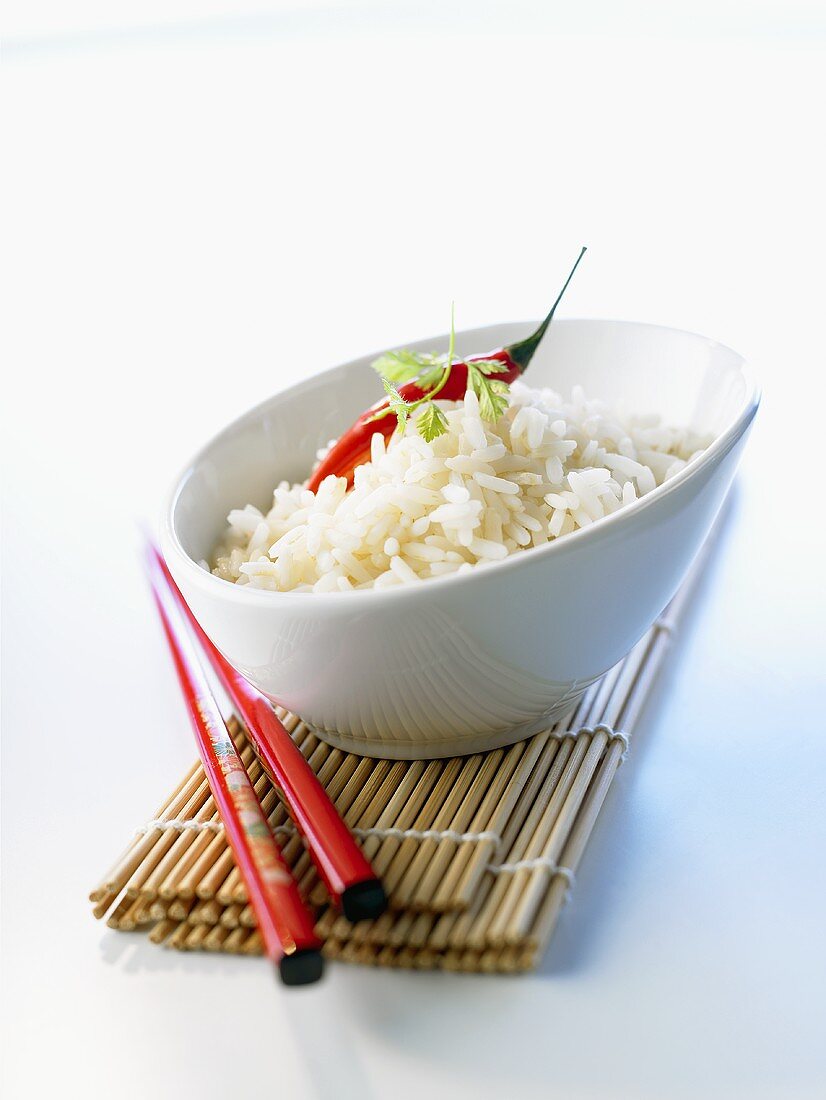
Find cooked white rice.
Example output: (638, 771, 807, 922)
(212, 382, 709, 593)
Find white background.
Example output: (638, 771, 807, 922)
(3, 3, 825, 1098)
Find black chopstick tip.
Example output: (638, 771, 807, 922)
(278, 948, 324, 987)
(341, 879, 388, 923)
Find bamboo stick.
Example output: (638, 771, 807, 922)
(339, 941, 363, 965)
(408, 912, 435, 949)
(149, 918, 177, 945)
(429, 736, 539, 911)
(394, 947, 415, 969)
(390, 753, 487, 909)
(313, 909, 337, 939)
(356, 943, 379, 967)
(105, 894, 133, 930)
(204, 925, 231, 952)
(155, 814, 220, 899)
(195, 847, 237, 902)
(100, 777, 211, 897)
(196, 899, 223, 926)
(459, 673, 620, 950)
(376, 945, 396, 967)
(503, 730, 610, 945)
(458, 949, 482, 973)
(348, 917, 375, 944)
(216, 867, 243, 907)
(184, 924, 210, 950)
(483, 736, 591, 946)
(619, 632, 672, 733)
(166, 922, 190, 951)
(413, 948, 437, 970)
(220, 903, 243, 929)
(387, 912, 416, 948)
(188, 900, 209, 924)
(441, 948, 462, 971)
(323, 939, 343, 961)
(404, 749, 505, 912)
(525, 740, 625, 952)
(242, 931, 263, 956)
(599, 634, 653, 729)
(167, 897, 195, 922)
(173, 831, 228, 900)
(378, 758, 465, 896)
(91, 890, 119, 920)
(222, 928, 248, 954)
(137, 805, 219, 898)
(429, 735, 563, 951)
(463, 738, 575, 949)
(88, 761, 201, 902)
(358, 761, 429, 863)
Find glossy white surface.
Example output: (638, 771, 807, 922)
(3, 6, 825, 1100)
(164, 320, 758, 756)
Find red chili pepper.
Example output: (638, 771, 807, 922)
(308, 247, 586, 492)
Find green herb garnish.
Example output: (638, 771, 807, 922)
(370, 307, 510, 442)
(416, 402, 449, 442)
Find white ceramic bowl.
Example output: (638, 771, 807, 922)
(162, 319, 759, 759)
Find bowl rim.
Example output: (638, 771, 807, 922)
(161, 317, 760, 606)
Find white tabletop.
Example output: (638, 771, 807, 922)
(3, 5, 825, 1098)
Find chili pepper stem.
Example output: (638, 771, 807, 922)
(505, 247, 587, 373)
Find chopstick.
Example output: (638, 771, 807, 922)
(144, 547, 324, 986)
(151, 545, 387, 923)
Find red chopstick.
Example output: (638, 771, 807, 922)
(145, 547, 324, 986)
(151, 545, 387, 923)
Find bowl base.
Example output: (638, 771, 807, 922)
(303, 701, 585, 761)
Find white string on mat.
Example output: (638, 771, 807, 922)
(135, 724, 629, 852)
(552, 723, 629, 762)
(352, 825, 501, 847)
(135, 815, 575, 890)
(135, 819, 223, 836)
(489, 859, 575, 907)
(134, 818, 502, 850)
(487, 857, 575, 884)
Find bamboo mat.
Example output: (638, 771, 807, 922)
(90, 549, 704, 973)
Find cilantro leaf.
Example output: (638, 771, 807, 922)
(467, 363, 509, 423)
(371, 349, 431, 385)
(416, 363, 446, 392)
(472, 357, 509, 376)
(416, 402, 449, 442)
(379, 377, 410, 434)
(370, 348, 452, 389)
